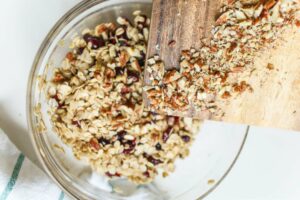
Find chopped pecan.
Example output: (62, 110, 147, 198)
(163, 70, 181, 84)
(119, 50, 129, 67)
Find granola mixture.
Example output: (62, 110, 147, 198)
(46, 11, 200, 184)
(144, 0, 300, 117)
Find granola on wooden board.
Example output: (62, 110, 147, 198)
(144, 0, 300, 118)
(46, 11, 200, 184)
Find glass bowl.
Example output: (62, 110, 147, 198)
(27, 0, 249, 199)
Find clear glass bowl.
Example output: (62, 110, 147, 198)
(27, 0, 249, 199)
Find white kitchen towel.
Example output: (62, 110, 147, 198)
(0, 129, 70, 200)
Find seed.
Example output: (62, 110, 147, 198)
(155, 143, 162, 151)
(181, 135, 191, 143)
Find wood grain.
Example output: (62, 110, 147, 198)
(216, 29, 300, 131)
(146, 0, 221, 69)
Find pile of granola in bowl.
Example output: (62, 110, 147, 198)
(28, 1, 254, 199)
(46, 11, 200, 184)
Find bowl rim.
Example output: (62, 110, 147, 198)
(26, 0, 249, 199)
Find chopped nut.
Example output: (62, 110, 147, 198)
(266, 63, 274, 70)
(221, 91, 231, 99)
(144, 0, 299, 117)
(207, 179, 215, 185)
(119, 51, 129, 67)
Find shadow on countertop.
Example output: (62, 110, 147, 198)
(0, 104, 42, 169)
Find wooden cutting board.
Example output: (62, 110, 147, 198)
(144, 0, 300, 131)
(217, 29, 300, 131)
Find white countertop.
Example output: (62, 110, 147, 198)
(0, 1, 300, 199)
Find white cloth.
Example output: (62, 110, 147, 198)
(0, 129, 70, 200)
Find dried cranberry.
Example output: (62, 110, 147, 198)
(124, 100, 135, 109)
(121, 87, 132, 95)
(83, 33, 105, 49)
(115, 67, 125, 76)
(71, 120, 81, 128)
(162, 127, 173, 143)
(123, 140, 136, 154)
(98, 137, 110, 146)
(83, 33, 93, 42)
(127, 70, 140, 83)
(90, 38, 105, 49)
(143, 171, 150, 178)
(116, 131, 127, 141)
(143, 153, 163, 165)
(105, 172, 121, 178)
(109, 38, 117, 44)
(155, 143, 162, 151)
(174, 117, 180, 125)
(52, 94, 59, 102)
(181, 135, 191, 143)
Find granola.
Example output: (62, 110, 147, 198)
(46, 12, 200, 184)
(144, 0, 300, 118)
